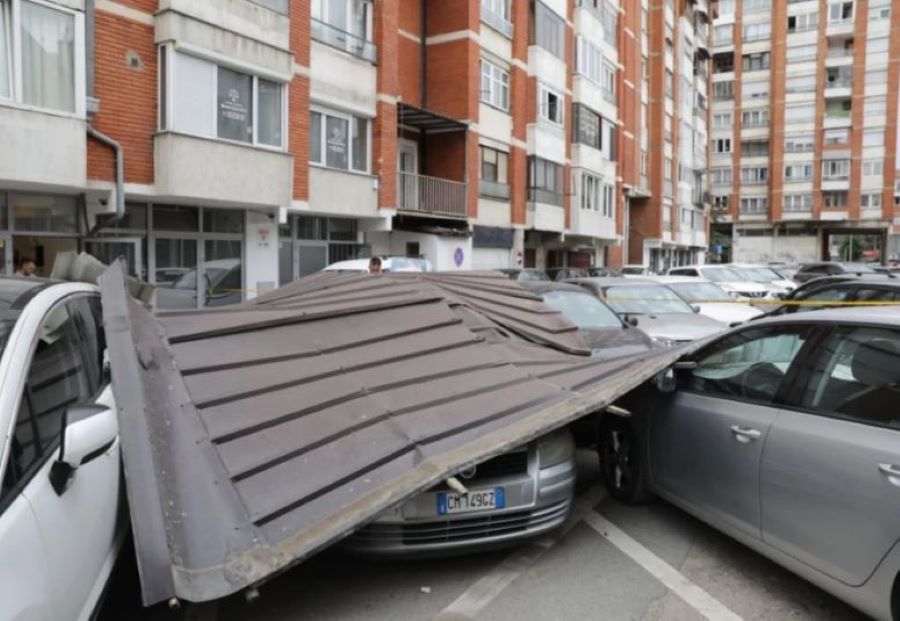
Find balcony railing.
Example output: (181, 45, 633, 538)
(312, 18, 377, 62)
(398, 172, 468, 218)
(825, 79, 853, 90)
(825, 108, 852, 118)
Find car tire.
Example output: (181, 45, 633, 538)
(598, 417, 653, 504)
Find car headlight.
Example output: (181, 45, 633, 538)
(728, 291, 744, 300)
(537, 428, 575, 468)
(652, 336, 677, 347)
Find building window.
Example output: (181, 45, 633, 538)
(538, 83, 564, 125)
(742, 80, 769, 99)
(309, 107, 370, 172)
(640, 150, 649, 175)
(741, 167, 768, 184)
(869, 2, 890, 20)
(664, 157, 673, 180)
(581, 173, 601, 211)
(865, 69, 887, 86)
(311, 0, 375, 61)
(784, 163, 813, 181)
(741, 140, 769, 157)
(479, 146, 510, 199)
(713, 52, 734, 74)
(743, 0, 770, 13)
(531, 1, 565, 59)
(866, 96, 887, 115)
(161, 49, 286, 149)
(828, 1, 854, 23)
(822, 159, 850, 180)
(784, 74, 816, 93)
(527, 157, 564, 205)
(783, 194, 812, 211)
(861, 193, 882, 209)
(822, 191, 848, 208)
(712, 195, 729, 210)
(863, 159, 883, 176)
(784, 133, 814, 152)
(742, 52, 770, 71)
(0, 0, 82, 113)
(482, 0, 513, 36)
(664, 69, 674, 97)
(741, 108, 769, 127)
(601, 62, 616, 103)
(787, 10, 818, 32)
(785, 104, 815, 122)
(575, 36, 603, 83)
(603, 183, 614, 218)
(717, 0, 734, 16)
(742, 23, 771, 41)
(785, 44, 818, 63)
(712, 80, 733, 100)
(573, 103, 602, 150)
(714, 24, 733, 45)
(480, 59, 510, 110)
(863, 130, 884, 147)
(712, 138, 731, 154)
(711, 168, 732, 186)
(740, 196, 767, 214)
(600, 0, 617, 48)
(712, 112, 732, 128)
(823, 128, 848, 145)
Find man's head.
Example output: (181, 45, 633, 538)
(18, 258, 37, 277)
(368, 256, 383, 274)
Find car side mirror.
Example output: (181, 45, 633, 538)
(691, 305, 701, 313)
(626, 316, 639, 327)
(655, 367, 677, 393)
(50, 405, 117, 495)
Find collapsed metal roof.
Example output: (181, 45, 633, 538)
(99, 266, 687, 605)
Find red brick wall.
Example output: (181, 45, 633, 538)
(88, 10, 156, 184)
(426, 39, 475, 120)
(289, 0, 311, 201)
(424, 132, 466, 181)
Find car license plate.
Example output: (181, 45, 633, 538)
(437, 488, 505, 515)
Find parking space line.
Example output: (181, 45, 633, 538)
(434, 484, 608, 621)
(582, 512, 743, 621)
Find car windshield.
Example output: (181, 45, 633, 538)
(699, 267, 743, 282)
(773, 266, 798, 279)
(541, 291, 622, 329)
(668, 282, 732, 302)
(0, 280, 44, 358)
(621, 267, 646, 275)
(519, 270, 550, 281)
(604, 285, 694, 314)
(844, 263, 876, 273)
(733, 267, 779, 283)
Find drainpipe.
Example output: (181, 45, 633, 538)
(85, 0, 125, 224)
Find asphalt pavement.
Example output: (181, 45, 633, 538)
(103, 451, 867, 621)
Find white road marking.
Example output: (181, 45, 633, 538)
(433, 484, 608, 621)
(582, 512, 743, 621)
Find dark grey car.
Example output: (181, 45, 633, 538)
(601, 308, 900, 620)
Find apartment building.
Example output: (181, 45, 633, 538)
(0, 0, 708, 308)
(708, 0, 900, 263)
(625, 0, 712, 272)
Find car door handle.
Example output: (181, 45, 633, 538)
(878, 464, 900, 486)
(730, 426, 762, 443)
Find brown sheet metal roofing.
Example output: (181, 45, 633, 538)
(100, 266, 686, 605)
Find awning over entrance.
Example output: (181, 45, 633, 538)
(397, 103, 469, 132)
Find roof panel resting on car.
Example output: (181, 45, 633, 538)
(99, 265, 693, 606)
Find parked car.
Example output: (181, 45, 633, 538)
(600, 307, 900, 621)
(0, 278, 124, 621)
(520, 281, 656, 359)
(545, 267, 589, 281)
(874, 265, 900, 275)
(345, 426, 576, 556)
(645, 276, 764, 325)
(499, 268, 550, 282)
(589, 266, 621, 277)
(323, 256, 434, 273)
(792, 261, 879, 284)
(621, 265, 651, 276)
(152, 258, 243, 309)
(768, 264, 800, 280)
(567, 278, 727, 346)
(766, 276, 900, 316)
(667, 265, 771, 299)
(728, 263, 796, 296)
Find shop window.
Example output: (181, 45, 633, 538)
(203, 208, 244, 234)
(153, 205, 199, 232)
(11, 194, 77, 233)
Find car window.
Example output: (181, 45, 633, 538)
(668, 282, 731, 302)
(604, 285, 694, 314)
(788, 287, 850, 313)
(1, 301, 94, 509)
(541, 291, 622, 329)
(795, 326, 900, 428)
(685, 326, 810, 404)
(855, 288, 898, 303)
(68, 297, 106, 395)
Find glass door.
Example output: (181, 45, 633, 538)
(83, 237, 143, 278)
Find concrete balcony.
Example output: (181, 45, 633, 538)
(527, 201, 565, 233)
(821, 178, 850, 191)
(154, 132, 292, 207)
(310, 167, 378, 218)
(158, 0, 290, 50)
(826, 20, 854, 38)
(397, 172, 468, 219)
(570, 207, 616, 240)
(824, 84, 852, 98)
(824, 111, 852, 128)
(0, 105, 86, 191)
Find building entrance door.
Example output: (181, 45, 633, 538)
(83, 237, 143, 278)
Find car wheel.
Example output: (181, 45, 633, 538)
(598, 417, 652, 504)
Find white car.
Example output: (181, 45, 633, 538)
(0, 278, 124, 621)
(667, 265, 770, 299)
(728, 263, 797, 297)
(323, 257, 433, 272)
(646, 276, 765, 325)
